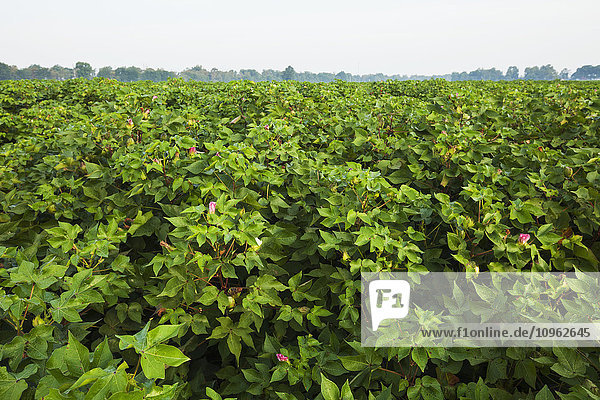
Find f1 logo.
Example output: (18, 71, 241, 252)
(369, 280, 411, 330)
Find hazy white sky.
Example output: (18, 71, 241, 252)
(2, 0, 598, 76)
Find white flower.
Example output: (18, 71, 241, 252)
(251, 237, 263, 251)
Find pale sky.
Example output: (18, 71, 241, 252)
(2, 0, 599, 76)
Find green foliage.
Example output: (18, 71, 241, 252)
(0, 78, 599, 399)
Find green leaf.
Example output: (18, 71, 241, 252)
(128, 211, 153, 236)
(347, 210, 357, 225)
(172, 176, 184, 191)
(474, 377, 489, 400)
(573, 187, 589, 200)
(420, 376, 443, 400)
(91, 338, 114, 369)
(339, 356, 369, 372)
(514, 360, 537, 388)
(85, 162, 103, 179)
(2, 336, 25, 371)
(12, 364, 38, 381)
(353, 131, 368, 146)
(127, 302, 143, 324)
(199, 286, 219, 305)
(551, 347, 586, 378)
(146, 324, 182, 348)
(271, 365, 287, 383)
(486, 358, 507, 384)
(140, 354, 166, 380)
(65, 331, 91, 376)
(67, 368, 109, 392)
(227, 333, 242, 365)
(26, 336, 48, 360)
(0, 367, 27, 399)
(185, 161, 205, 175)
(341, 380, 354, 400)
(276, 392, 298, 400)
(536, 224, 562, 245)
(447, 232, 462, 251)
(411, 347, 428, 372)
(535, 385, 555, 400)
(321, 373, 340, 400)
(205, 387, 223, 400)
(107, 391, 144, 400)
(146, 344, 190, 367)
(139, 344, 189, 380)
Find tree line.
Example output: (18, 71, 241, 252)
(1, 61, 599, 82)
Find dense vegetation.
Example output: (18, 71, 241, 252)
(0, 78, 599, 399)
(2, 61, 600, 82)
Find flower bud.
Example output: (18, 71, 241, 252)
(208, 202, 217, 214)
(227, 296, 236, 309)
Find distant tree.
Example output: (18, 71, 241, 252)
(156, 69, 177, 81)
(0, 62, 15, 80)
(37, 66, 51, 79)
(489, 68, 505, 81)
(75, 62, 94, 79)
(539, 64, 558, 80)
(451, 72, 469, 81)
(18, 64, 51, 80)
(558, 68, 570, 80)
(524, 64, 557, 80)
(141, 68, 158, 82)
(335, 71, 349, 81)
(208, 68, 221, 82)
(571, 65, 600, 80)
(16, 67, 32, 80)
(97, 66, 114, 79)
(223, 70, 239, 81)
(523, 66, 539, 80)
(17, 65, 43, 80)
(139, 68, 175, 82)
(262, 69, 282, 81)
(239, 69, 261, 81)
(50, 65, 73, 80)
(317, 72, 335, 82)
(505, 66, 519, 80)
(9, 60, 600, 82)
(468, 69, 482, 80)
(282, 65, 296, 81)
(115, 66, 141, 82)
(182, 66, 209, 81)
(297, 71, 321, 83)
(467, 68, 504, 81)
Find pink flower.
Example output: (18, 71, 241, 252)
(276, 353, 289, 362)
(518, 234, 530, 244)
(216, 152, 221, 157)
(189, 147, 197, 155)
(208, 202, 217, 214)
(152, 95, 158, 100)
(264, 125, 269, 130)
(127, 118, 133, 126)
